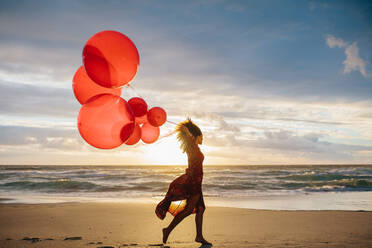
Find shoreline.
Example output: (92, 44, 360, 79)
(2, 164, 372, 167)
(1, 190, 372, 211)
(1, 202, 372, 248)
(1, 200, 371, 212)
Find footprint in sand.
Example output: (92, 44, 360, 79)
(87, 241, 107, 245)
(64, 236, 82, 240)
(22, 237, 40, 243)
(119, 243, 138, 247)
(148, 244, 170, 248)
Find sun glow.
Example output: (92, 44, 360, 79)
(143, 136, 187, 165)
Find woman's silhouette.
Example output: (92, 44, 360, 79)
(155, 119, 211, 245)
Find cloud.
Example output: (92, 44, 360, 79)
(0, 80, 78, 118)
(326, 35, 368, 77)
(0, 125, 81, 151)
(189, 111, 241, 133)
(253, 130, 372, 162)
(343, 42, 367, 77)
(326, 35, 347, 48)
(205, 129, 372, 163)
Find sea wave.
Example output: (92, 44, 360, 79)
(0, 180, 99, 192)
(303, 179, 372, 192)
(1, 165, 372, 198)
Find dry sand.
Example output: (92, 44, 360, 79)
(0, 202, 371, 248)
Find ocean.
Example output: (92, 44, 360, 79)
(0, 165, 371, 210)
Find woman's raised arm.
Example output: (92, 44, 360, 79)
(180, 125, 195, 141)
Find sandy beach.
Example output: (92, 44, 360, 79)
(0, 202, 371, 248)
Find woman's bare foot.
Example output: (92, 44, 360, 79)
(162, 228, 170, 244)
(195, 236, 212, 245)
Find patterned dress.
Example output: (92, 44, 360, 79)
(155, 145, 205, 220)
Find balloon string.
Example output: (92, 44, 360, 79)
(127, 84, 144, 99)
(166, 120, 178, 125)
(158, 130, 177, 140)
(157, 120, 180, 141)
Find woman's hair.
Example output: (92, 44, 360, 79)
(175, 118, 202, 153)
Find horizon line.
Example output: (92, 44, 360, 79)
(1, 164, 371, 167)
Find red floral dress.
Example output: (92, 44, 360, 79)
(155, 145, 205, 220)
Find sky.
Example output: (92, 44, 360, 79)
(0, 0, 371, 165)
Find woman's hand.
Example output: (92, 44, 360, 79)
(181, 125, 194, 140)
(180, 125, 188, 132)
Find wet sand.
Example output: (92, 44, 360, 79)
(0, 202, 371, 248)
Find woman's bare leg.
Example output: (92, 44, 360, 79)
(195, 206, 204, 239)
(162, 194, 200, 243)
(195, 206, 211, 245)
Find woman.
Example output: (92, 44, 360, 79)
(155, 119, 211, 245)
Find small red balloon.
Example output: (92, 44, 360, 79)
(141, 123, 160, 144)
(72, 66, 122, 104)
(147, 107, 167, 127)
(83, 30, 140, 88)
(78, 94, 134, 149)
(128, 97, 148, 117)
(125, 123, 141, 145)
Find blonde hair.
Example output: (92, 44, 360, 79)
(176, 118, 202, 154)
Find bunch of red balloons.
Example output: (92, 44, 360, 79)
(72, 30, 167, 149)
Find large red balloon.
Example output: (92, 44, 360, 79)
(125, 123, 141, 145)
(72, 66, 122, 105)
(82, 30, 140, 88)
(147, 107, 167, 127)
(128, 97, 147, 117)
(141, 123, 160, 144)
(78, 94, 134, 149)
(120, 123, 135, 144)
